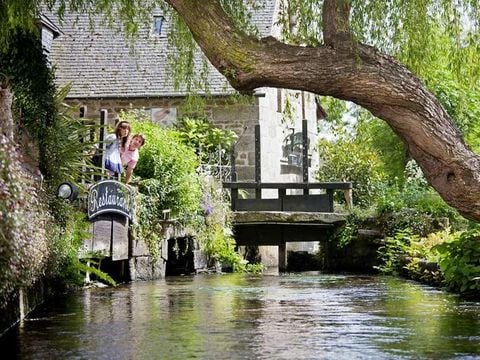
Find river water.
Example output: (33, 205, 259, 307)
(2, 273, 480, 359)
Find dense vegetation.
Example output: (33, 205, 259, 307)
(315, 23, 480, 295)
(0, 30, 102, 305)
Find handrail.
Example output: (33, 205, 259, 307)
(222, 181, 353, 212)
(222, 182, 352, 190)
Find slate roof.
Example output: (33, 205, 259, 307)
(48, 1, 277, 99)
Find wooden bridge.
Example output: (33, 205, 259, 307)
(223, 181, 352, 271)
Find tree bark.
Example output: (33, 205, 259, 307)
(166, 0, 480, 221)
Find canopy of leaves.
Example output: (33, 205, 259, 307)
(279, 0, 480, 87)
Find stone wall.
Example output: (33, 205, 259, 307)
(129, 222, 188, 280)
(0, 281, 53, 336)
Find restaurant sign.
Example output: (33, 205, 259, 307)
(88, 180, 134, 220)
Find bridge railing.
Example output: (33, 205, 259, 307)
(222, 182, 352, 213)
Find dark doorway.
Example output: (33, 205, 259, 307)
(166, 237, 195, 276)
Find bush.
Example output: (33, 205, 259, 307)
(316, 138, 386, 207)
(376, 229, 414, 275)
(377, 188, 465, 234)
(193, 176, 242, 268)
(0, 136, 49, 305)
(45, 209, 91, 286)
(376, 228, 450, 283)
(118, 110, 201, 257)
(435, 227, 480, 295)
(123, 110, 202, 218)
(176, 116, 237, 163)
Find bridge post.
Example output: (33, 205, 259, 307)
(255, 125, 261, 199)
(344, 188, 353, 208)
(327, 189, 334, 212)
(278, 241, 287, 271)
(302, 119, 308, 195)
(230, 187, 238, 210)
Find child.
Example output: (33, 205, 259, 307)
(103, 121, 131, 175)
(121, 134, 145, 184)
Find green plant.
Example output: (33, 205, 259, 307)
(1, 31, 56, 142)
(316, 138, 386, 207)
(331, 208, 367, 248)
(45, 210, 117, 287)
(176, 116, 237, 163)
(194, 176, 243, 270)
(376, 229, 415, 275)
(75, 254, 117, 287)
(377, 180, 465, 235)
(234, 261, 265, 274)
(435, 227, 480, 295)
(119, 110, 202, 258)
(0, 135, 49, 305)
(125, 110, 202, 216)
(402, 230, 452, 284)
(42, 85, 100, 190)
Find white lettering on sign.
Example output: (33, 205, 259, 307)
(88, 180, 133, 220)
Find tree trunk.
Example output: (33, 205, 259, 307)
(166, 0, 480, 221)
(0, 81, 14, 141)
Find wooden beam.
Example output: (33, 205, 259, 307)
(223, 182, 352, 189)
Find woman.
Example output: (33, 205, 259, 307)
(121, 133, 145, 184)
(103, 120, 131, 175)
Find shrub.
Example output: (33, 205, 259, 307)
(45, 208, 91, 286)
(0, 136, 49, 305)
(316, 138, 386, 207)
(402, 230, 451, 284)
(330, 207, 373, 248)
(193, 176, 243, 269)
(435, 227, 480, 295)
(376, 229, 415, 275)
(118, 110, 201, 257)
(123, 110, 202, 217)
(175, 116, 237, 163)
(376, 161, 466, 233)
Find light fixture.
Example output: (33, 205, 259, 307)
(57, 182, 78, 201)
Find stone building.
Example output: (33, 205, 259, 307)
(46, 0, 325, 268)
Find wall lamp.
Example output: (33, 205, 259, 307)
(57, 182, 79, 201)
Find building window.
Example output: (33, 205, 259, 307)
(153, 16, 165, 35)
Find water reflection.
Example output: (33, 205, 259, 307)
(2, 274, 479, 359)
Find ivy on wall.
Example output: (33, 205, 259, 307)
(0, 30, 96, 303)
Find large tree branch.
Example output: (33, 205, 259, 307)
(166, 0, 480, 221)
